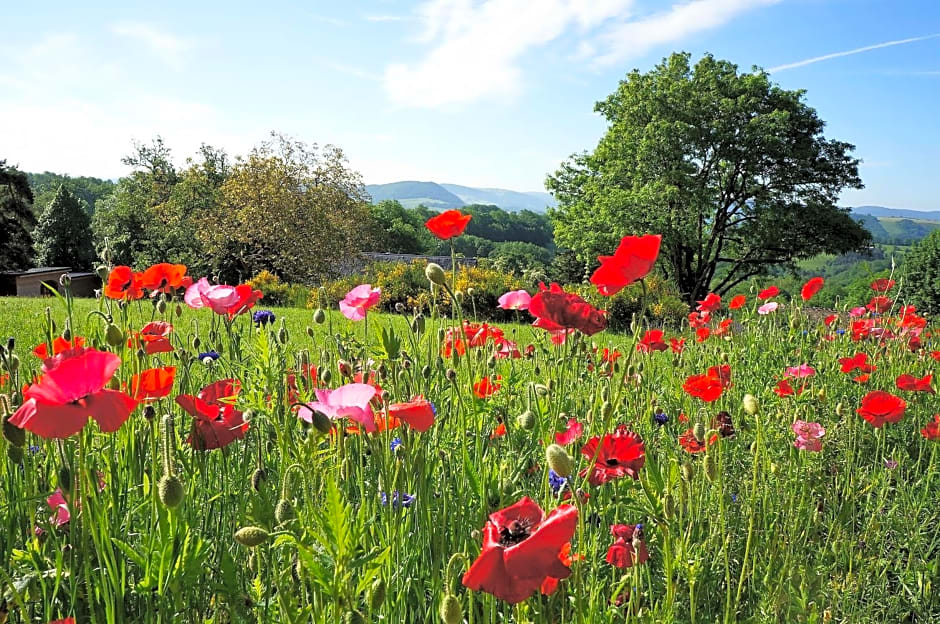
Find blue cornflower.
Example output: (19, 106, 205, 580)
(28, 445, 41, 455)
(380, 491, 415, 508)
(731, 494, 738, 503)
(253, 310, 276, 326)
(653, 410, 669, 425)
(548, 469, 568, 495)
(390, 437, 403, 452)
(198, 351, 220, 364)
(836, 329, 846, 336)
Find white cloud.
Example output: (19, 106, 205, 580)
(111, 21, 194, 68)
(767, 33, 940, 72)
(384, 0, 778, 108)
(363, 14, 413, 22)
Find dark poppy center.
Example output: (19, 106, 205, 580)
(498, 519, 532, 546)
(605, 458, 620, 466)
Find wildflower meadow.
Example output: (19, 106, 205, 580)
(1, 214, 938, 624)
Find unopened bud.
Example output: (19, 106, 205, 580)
(516, 410, 536, 430)
(105, 323, 125, 347)
(704, 454, 718, 482)
(158, 474, 185, 508)
(425, 263, 447, 286)
(313, 308, 326, 324)
(439, 595, 462, 624)
(369, 577, 387, 610)
(693, 422, 706, 443)
(275, 499, 295, 524)
(234, 526, 270, 547)
(545, 444, 575, 478)
(742, 394, 759, 416)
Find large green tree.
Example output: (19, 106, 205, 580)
(34, 185, 96, 269)
(548, 52, 870, 304)
(0, 160, 37, 271)
(902, 229, 940, 315)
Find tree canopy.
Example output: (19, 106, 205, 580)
(0, 160, 37, 271)
(903, 229, 940, 315)
(34, 185, 96, 269)
(547, 52, 870, 305)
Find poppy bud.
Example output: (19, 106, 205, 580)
(411, 315, 426, 334)
(143, 405, 156, 422)
(425, 263, 448, 286)
(234, 526, 270, 547)
(343, 610, 366, 624)
(601, 401, 613, 419)
(681, 461, 695, 482)
(304, 326, 314, 338)
(704, 454, 718, 482)
(338, 360, 352, 378)
(158, 474, 185, 508)
(278, 327, 289, 344)
(662, 493, 675, 519)
(105, 323, 125, 347)
(251, 468, 267, 492)
(377, 362, 388, 380)
(394, 302, 406, 313)
(439, 595, 462, 624)
(422, 365, 431, 380)
(58, 466, 72, 495)
(2, 413, 25, 448)
(6, 353, 18, 373)
(545, 444, 575, 478)
(770, 462, 779, 474)
(369, 577, 387, 610)
(789, 317, 800, 331)
(454, 291, 464, 303)
(742, 394, 759, 416)
(308, 409, 333, 435)
(157, 298, 167, 314)
(401, 358, 412, 370)
(321, 369, 332, 385)
(96, 265, 109, 281)
(5, 337, 13, 352)
(175, 303, 183, 317)
(61, 323, 72, 340)
(275, 499, 295, 524)
(693, 422, 706, 443)
(445, 368, 457, 382)
(6, 445, 23, 463)
(534, 384, 549, 397)
(192, 336, 201, 350)
(516, 410, 536, 431)
(817, 388, 827, 403)
(835, 402, 845, 417)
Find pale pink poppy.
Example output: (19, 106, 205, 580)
(849, 306, 867, 318)
(785, 364, 816, 379)
(792, 420, 825, 439)
(498, 289, 532, 311)
(493, 339, 521, 359)
(299, 383, 378, 432)
(184, 278, 240, 314)
(47, 489, 71, 526)
(793, 437, 823, 452)
(757, 302, 779, 315)
(555, 418, 584, 445)
(339, 284, 381, 321)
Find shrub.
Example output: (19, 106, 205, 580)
(247, 270, 307, 308)
(903, 230, 940, 315)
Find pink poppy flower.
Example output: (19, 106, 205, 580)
(849, 306, 867, 318)
(185, 278, 240, 314)
(785, 364, 816, 379)
(498, 289, 532, 311)
(792, 420, 825, 439)
(299, 383, 377, 432)
(757, 302, 779, 315)
(555, 418, 583, 445)
(339, 284, 381, 321)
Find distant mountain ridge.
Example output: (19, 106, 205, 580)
(849, 205, 940, 221)
(365, 180, 557, 212)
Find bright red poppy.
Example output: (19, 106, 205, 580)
(130, 366, 176, 403)
(896, 373, 934, 394)
(462, 497, 578, 604)
(857, 391, 906, 428)
(678, 428, 717, 453)
(554, 418, 583, 445)
(669, 337, 686, 353)
(579, 425, 645, 485)
(696, 293, 722, 314)
(103, 266, 144, 301)
(800, 277, 824, 302)
(140, 263, 189, 294)
(695, 327, 711, 343)
(757, 286, 779, 300)
(129, 321, 174, 354)
(823, 314, 838, 327)
(474, 376, 502, 399)
(922, 414, 940, 441)
(589, 234, 661, 296)
(426, 210, 471, 239)
(8, 348, 137, 439)
(539, 542, 580, 596)
(636, 329, 668, 353)
(839, 353, 876, 374)
(931, 351, 940, 363)
(729, 295, 746, 310)
(870, 278, 895, 292)
(528, 282, 607, 336)
(605, 524, 648, 569)
(683, 372, 724, 402)
(866, 296, 893, 314)
(175, 379, 249, 450)
(227, 284, 264, 319)
(388, 396, 436, 432)
(773, 378, 801, 397)
(33, 336, 86, 359)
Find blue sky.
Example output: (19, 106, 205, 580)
(1, 0, 937, 210)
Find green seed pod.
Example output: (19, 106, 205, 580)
(425, 263, 448, 286)
(545, 444, 575, 478)
(95, 265, 109, 281)
(191, 335, 201, 350)
(278, 327, 289, 344)
(343, 611, 366, 624)
(411, 315, 426, 334)
(58, 466, 72, 495)
(704, 454, 718, 482)
(681, 461, 695, 482)
(6, 353, 19, 372)
(61, 325, 71, 341)
(156, 298, 167, 314)
(275, 499, 295, 524)
(516, 410, 536, 431)
(369, 577, 387, 611)
(7, 444, 24, 463)
(662, 493, 676, 519)
(742, 394, 759, 416)
(175, 303, 183, 318)
(308, 409, 333, 435)
(693, 422, 706, 443)
(312, 308, 326, 325)
(306, 326, 315, 338)
(422, 365, 432, 379)
(105, 323, 125, 347)
(2, 413, 26, 447)
(321, 369, 332, 385)
(445, 368, 457, 382)
(439, 595, 462, 624)
(158, 474, 185, 508)
(251, 468, 267, 492)
(234, 526, 270, 547)
(601, 401, 613, 419)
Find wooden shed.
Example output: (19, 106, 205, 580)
(0, 267, 100, 297)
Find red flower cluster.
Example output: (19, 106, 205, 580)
(896, 373, 934, 393)
(529, 282, 607, 336)
(105, 263, 190, 301)
(683, 365, 731, 402)
(175, 380, 249, 450)
(605, 524, 648, 569)
(590, 234, 661, 296)
(474, 376, 502, 399)
(580, 425, 645, 485)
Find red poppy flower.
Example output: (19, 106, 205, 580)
(695, 327, 711, 343)
(490, 422, 507, 438)
(286, 364, 318, 406)
(683, 372, 724, 402)
(226, 284, 263, 318)
(605, 524, 648, 569)
(853, 374, 871, 384)
(757, 286, 779, 300)
(580, 425, 645, 485)
(32, 336, 86, 359)
(823, 314, 838, 327)
(712, 411, 735, 437)
(462, 497, 578, 604)
(554, 418, 583, 445)
(773, 378, 803, 397)
(528, 283, 607, 336)
(678, 428, 718, 453)
(388, 396, 436, 432)
(838, 353, 876, 374)
(48, 619, 76, 624)
(140, 263, 189, 294)
(866, 296, 893, 314)
(539, 542, 580, 596)
(474, 376, 502, 399)
(729, 295, 746, 310)
(129, 321, 174, 354)
(708, 365, 732, 388)
(589, 234, 661, 296)
(8, 348, 137, 439)
(103, 266, 144, 300)
(931, 351, 940, 363)
(800, 277, 824, 302)
(636, 329, 668, 353)
(687, 310, 710, 329)
(130, 366, 176, 403)
(857, 391, 906, 428)
(175, 379, 249, 450)
(426, 210, 471, 239)
(896, 373, 934, 394)
(696, 293, 722, 314)
(870, 278, 895, 293)
(669, 337, 686, 353)
(713, 318, 734, 337)
(922, 414, 940, 441)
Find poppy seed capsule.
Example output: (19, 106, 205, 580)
(275, 499, 295, 524)
(439, 595, 462, 624)
(2, 413, 26, 447)
(251, 468, 266, 491)
(742, 394, 759, 416)
(105, 323, 124, 347)
(425, 263, 447, 286)
(693, 422, 706, 443)
(369, 577, 386, 610)
(234, 526, 269, 547)
(545, 444, 575, 478)
(704, 454, 718, 482)
(516, 410, 536, 430)
(158, 474, 185, 508)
